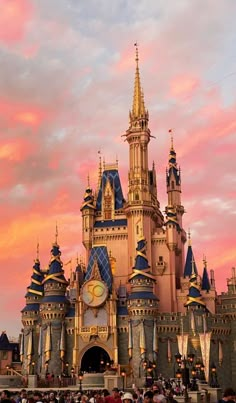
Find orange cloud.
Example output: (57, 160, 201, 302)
(0, 139, 34, 162)
(14, 111, 40, 126)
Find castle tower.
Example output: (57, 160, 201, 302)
(80, 185, 96, 262)
(21, 244, 44, 375)
(127, 235, 158, 381)
(40, 229, 69, 376)
(165, 132, 186, 280)
(124, 45, 163, 268)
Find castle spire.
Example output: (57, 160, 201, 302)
(129, 44, 148, 125)
(132, 44, 142, 118)
(55, 223, 58, 246)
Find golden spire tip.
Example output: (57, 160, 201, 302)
(188, 228, 191, 245)
(55, 222, 58, 245)
(36, 240, 39, 260)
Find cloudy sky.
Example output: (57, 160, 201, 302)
(0, 0, 236, 337)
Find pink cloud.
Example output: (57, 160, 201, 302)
(169, 74, 200, 99)
(0, 0, 33, 44)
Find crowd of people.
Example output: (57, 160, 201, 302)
(0, 385, 235, 403)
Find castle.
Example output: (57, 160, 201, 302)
(20, 47, 236, 388)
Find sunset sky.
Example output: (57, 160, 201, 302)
(1, 0, 236, 337)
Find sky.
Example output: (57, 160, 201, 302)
(0, 0, 236, 337)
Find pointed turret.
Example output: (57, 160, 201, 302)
(41, 228, 69, 314)
(39, 229, 69, 376)
(21, 244, 44, 327)
(202, 257, 211, 292)
(184, 233, 198, 278)
(166, 130, 184, 225)
(185, 258, 206, 308)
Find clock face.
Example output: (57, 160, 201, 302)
(81, 279, 108, 307)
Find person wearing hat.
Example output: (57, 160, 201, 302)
(122, 393, 133, 403)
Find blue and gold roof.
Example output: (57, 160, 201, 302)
(166, 137, 181, 187)
(165, 205, 181, 230)
(202, 265, 211, 292)
(25, 258, 44, 298)
(185, 271, 206, 308)
(96, 169, 125, 211)
(81, 187, 96, 211)
(128, 236, 157, 300)
(184, 245, 198, 278)
(85, 245, 112, 291)
(42, 242, 68, 286)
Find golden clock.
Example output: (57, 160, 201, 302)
(81, 279, 108, 307)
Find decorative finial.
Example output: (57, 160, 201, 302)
(76, 253, 79, 265)
(55, 222, 58, 245)
(188, 228, 191, 246)
(87, 173, 90, 188)
(169, 129, 174, 150)
(134, 42, 139, 65)
(36, 240, 39, 261)
(203, 254, 207, 268)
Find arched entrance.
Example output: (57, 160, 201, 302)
(81, 346, 110, 373)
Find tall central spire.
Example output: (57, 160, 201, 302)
(129, 44, 148, 126)
(132, 45, 145, 118)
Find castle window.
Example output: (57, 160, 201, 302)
(135, 193, 139, 201)
(136, 225, 139, 235)
(104, 194, 112, 219)
(159, 256, 163, 262)
(171, 181, 175, 190)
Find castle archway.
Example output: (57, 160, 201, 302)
(80, 346, 111, 373)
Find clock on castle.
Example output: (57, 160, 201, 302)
(20, 46, 236, 390)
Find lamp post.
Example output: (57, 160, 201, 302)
(31, 361, 35, 375)
(121, 369, 126, 391)
(65, 362, 69, 377)
(175, 353, 191, 402)
(210, 363, 219, 388)
(6, 365, 10, 375)
(143, 360, 148, 387)
(200, 363, 206, 382)
(100, 359, 104, 372)
(176, 369, 182, 395)
(190, 367, 198, 391)
(78, 370, 83, 392)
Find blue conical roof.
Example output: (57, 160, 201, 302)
(202, 266, 210, 292)
(184, 245, 198, 277)
(25, 259, 44, 298)
(42, 243, 68, 285)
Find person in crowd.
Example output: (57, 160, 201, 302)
(16, 389, 27, 403)
(143, 392, 153, 403)
(105, 388, 122, 403)
(33, 392, 43, 403)
(218, 388, 236, 403)
(1, 390, 12, 403)
(122, 393, 133, 403)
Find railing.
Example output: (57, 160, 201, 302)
(37, 376, 77, 388)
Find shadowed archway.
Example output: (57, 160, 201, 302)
(81, 346, 111, 373)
